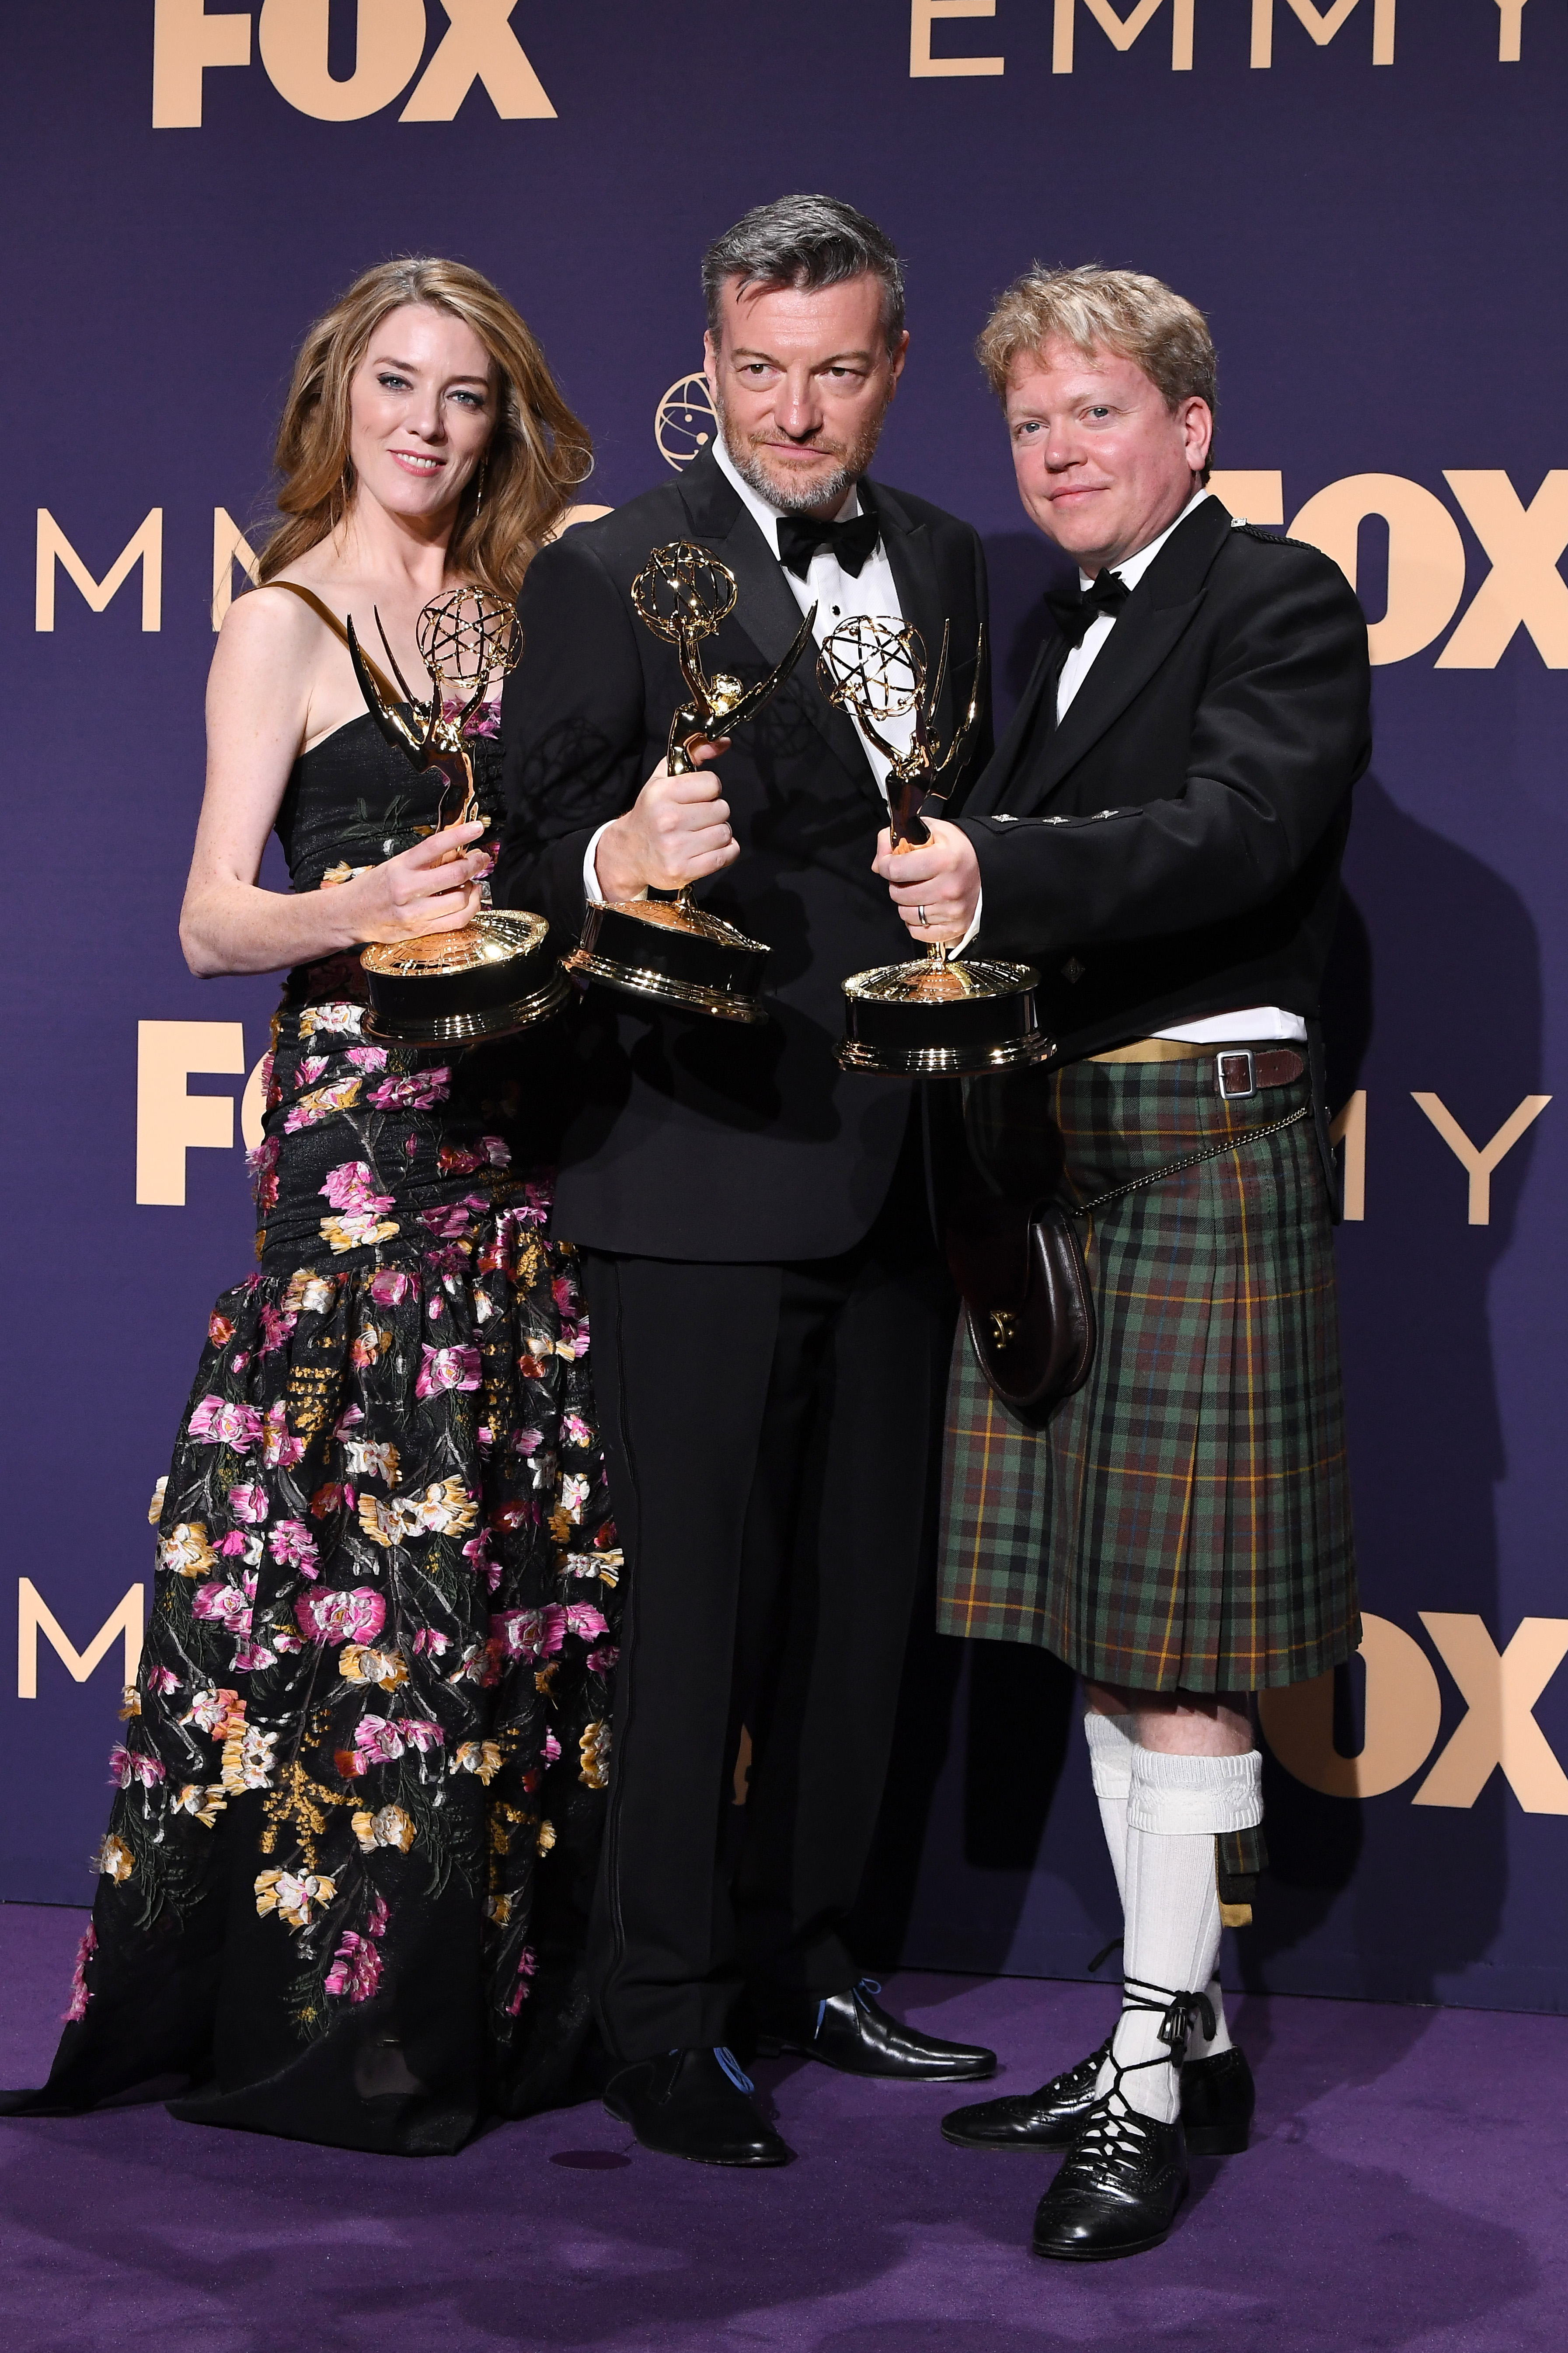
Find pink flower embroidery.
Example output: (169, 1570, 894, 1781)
(258, 1305, 297, 1356)
(296, 1587, 387, 1647)
(268, 1519, 320, 1577)
(503, 1944, 538, 2017)
(369, 1267, 413, 1306)
(248, 1136, 280, 1212)
(320, 1160, 394, 1215)
(419, 1200, 479, 1240)
(188, 1396, 263, 1454)
(63, 1922, 98, 2023)
(585, 1644, 620, 1674)
(368, 1068, 451, 1112)
(564, 1603, 610, 1644)
(144, 1665, 180, 1696)
(345, 1046, 389, 1072)
(491, 1604, 566, 1662)
(108, 1743, 167, 1789)
(415, 1344, 481, 1399)
(324, 1928, 383, 2003)
(262, 1402, 305, 1471)
(352, 1713, 405, 1766)
(541, 1731, 561, 1763)
(227, 1483, 268, 1525)
(192, 1581, 254, 1636)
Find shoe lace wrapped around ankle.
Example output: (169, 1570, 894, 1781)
(1060, 1973, 1215, 2181)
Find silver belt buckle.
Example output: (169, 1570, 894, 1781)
(1216, 1049, 1256, 1100)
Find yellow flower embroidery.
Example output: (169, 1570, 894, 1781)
(160, 1522, 217, 1578)
(339, 1643, 408, 1692)
(351, 1804, 415, 1855)
(254, 1868, 336, 1927)
(95, 1834, 133, 1883)
(578, 1721, 611, 1791)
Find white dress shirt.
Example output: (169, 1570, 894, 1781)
(583, 436, 913, 905)
(1055, 487, 1305, 1047)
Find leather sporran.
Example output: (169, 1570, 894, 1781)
(944, 1068, 1096, 1429)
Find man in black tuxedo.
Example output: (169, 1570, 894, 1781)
(494, 194, 995, 2166)
(888, 268, 1368, 2259)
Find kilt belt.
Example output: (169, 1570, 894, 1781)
(937, 1047, 1360, 1695)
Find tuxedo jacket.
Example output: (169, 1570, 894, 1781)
(956, 496, 1370, 1061)
(494, 448, 990, 1261)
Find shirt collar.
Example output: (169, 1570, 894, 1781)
(713, 430, 862, 556)
(1079, 484, 1210, 593)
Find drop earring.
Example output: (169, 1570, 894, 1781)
(473, 457, 488, 517)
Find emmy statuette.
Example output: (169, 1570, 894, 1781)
(347, 589, 570, 1047)
(564, 541, 815, 1024)
(818, 616, 1051, 1076)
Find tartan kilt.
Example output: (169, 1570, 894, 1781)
(936, 1053, 1359, 1693)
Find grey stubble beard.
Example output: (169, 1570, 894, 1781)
(713, 384, 890, 516)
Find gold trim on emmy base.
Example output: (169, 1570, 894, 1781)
(561, 945, 766, 1024)
(816, 616, 1052, 1078)
(361, 971, 573, 1048)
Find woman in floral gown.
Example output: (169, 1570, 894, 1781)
(4, 259, 617, 2154)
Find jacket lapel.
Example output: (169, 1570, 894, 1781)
(1025, 496, 1235, 805)
(962, 632, 1066, 818)
(874, 481, 954, 742)
(674, 450, 873, 792)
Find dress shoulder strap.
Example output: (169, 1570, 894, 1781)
(268, 579, 404, 712)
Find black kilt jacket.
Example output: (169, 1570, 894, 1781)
(956, 494, 1371, 1059)
(493, 449, 990, 1262)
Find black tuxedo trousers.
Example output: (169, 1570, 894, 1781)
(583, 1109, 949, 2060)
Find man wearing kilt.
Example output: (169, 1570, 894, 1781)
(872, 266, 1368, 2260)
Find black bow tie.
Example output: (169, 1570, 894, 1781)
(1047, 569, 1131, 649)
(777, 508, 881, 581)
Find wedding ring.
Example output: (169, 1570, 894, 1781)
(917, 905, 928, 927)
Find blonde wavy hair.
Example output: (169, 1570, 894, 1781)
(257, 256, 592, 602)
(976, 264, 1215, 475)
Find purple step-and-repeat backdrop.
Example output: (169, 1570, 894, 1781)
(3, 0, 1565, 2012)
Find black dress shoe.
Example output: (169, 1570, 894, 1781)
(754, 1979, 997, 2081)
(941, 2037, 1112, 2149)
(603, 2046, 792, 2167)
(1181, 2044, 1254, 2155)
(943, 2037, 1253, 2155)
(1031, 2097, 1188, 2262)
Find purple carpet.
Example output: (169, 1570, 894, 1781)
(0, 1904, 1561, 2350)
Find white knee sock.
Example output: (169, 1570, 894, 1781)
(1084, 1711, 1236, 2063)
(1083, 1708, 1137, 1908)
(1100, 1748, 1262, 2123)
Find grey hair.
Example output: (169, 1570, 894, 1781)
(701, 193, 906, 354)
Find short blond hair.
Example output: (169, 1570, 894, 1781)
(976, 263, 1216, 417)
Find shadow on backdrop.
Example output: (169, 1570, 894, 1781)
(854, 769, 1540, 2021)
(1247, 773, 1538, 2010)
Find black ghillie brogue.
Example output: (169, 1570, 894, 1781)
(943, 2035, 1254, 2155)
(941, 2037, 1113, 2149)
(1031, 2095, 1189, 2261)
(754, 1978, 997, 2081)
(603, 2046, 792, 2167)
(1030, 1973, 1211, 2260)
(1180, 2042, 1254, 2155)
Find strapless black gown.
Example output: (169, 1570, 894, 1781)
(4, 710, 618, 2152)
